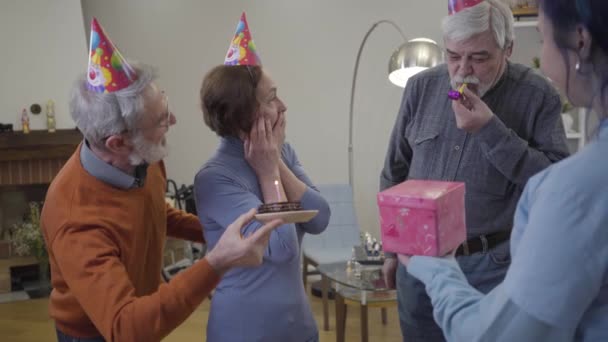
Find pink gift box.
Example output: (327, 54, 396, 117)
(377, 180, 466, 256)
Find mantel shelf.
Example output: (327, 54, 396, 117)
(0, 129, 82, 162)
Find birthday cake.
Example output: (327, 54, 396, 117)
(257, 201, 302, 214)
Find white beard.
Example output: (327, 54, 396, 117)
(128, 134, 169, 166)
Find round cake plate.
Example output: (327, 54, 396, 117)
(254, 210, 319, 224)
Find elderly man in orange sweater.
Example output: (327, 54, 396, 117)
(40, 18, 282, 342)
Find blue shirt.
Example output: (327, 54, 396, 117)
(407, 119, 608, 341)
(194, 137, 330, 342)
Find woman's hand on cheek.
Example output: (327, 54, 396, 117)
(272, 112, 286, 151)
(244, 116, 280, 179)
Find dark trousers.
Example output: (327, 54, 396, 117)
(396, 241, 511, 342)
(56, 328, 105, 342)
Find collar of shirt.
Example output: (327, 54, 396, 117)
(80, 140, 148, 189)
(218, 136, 245, 156)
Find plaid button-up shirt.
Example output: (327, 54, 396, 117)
(381, 62, 570, 239)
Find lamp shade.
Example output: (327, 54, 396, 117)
(389, 38, 443, 87)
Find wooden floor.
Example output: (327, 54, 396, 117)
(0, 284, 402, 341)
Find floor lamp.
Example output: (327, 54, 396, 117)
(347, 20, 443, 190)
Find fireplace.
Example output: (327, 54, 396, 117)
(0, 129, 82, 293)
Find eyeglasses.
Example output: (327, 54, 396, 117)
(99, 92, 172, 143)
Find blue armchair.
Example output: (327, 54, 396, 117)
(302, 183, 360, 283)
(302, 183, 361, 331)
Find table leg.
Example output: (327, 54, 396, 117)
(302, 257, 308, 287)
(360, 303, 368, 342)
(381, 307, 387, 325)
(335, 292, 346, 342)
(322, 274, 329, 331)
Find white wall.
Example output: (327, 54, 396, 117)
(79, 0, 541, 239)
(0, 0, 86, 131)
(511, 24, 541, 71)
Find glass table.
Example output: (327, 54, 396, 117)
(318, 261, 397, 342)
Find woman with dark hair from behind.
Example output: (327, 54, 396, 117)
(395, 1, 608, 341)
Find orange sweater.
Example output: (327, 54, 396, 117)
(41, 145, 220, 341)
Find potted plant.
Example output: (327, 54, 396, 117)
(10, 202, 49, 284)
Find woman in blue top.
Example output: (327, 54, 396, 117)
(398, 0, 608, 341)
(195, 64, 330, 342)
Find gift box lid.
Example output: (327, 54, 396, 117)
(377, 180, 464, 210)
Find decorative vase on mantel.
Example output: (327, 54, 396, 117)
(46, 100, 56, 133)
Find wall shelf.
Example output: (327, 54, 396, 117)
(512, 7, 539, 18)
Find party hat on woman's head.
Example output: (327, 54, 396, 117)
(87, 18, 137, 93)
(448, 0, 485, 15)
(224, 12, 262, 66)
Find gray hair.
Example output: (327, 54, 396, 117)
(442, 0, 515, 50)
(69, 62, 158, 148)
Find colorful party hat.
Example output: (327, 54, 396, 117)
(448, 0, 485, 15)
(224, 12, 262, 66)
(86, 18, 137, 93)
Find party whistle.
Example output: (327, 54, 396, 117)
(448, 83, 467, 100)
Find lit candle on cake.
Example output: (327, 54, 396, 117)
(274, 180, 281, 202)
